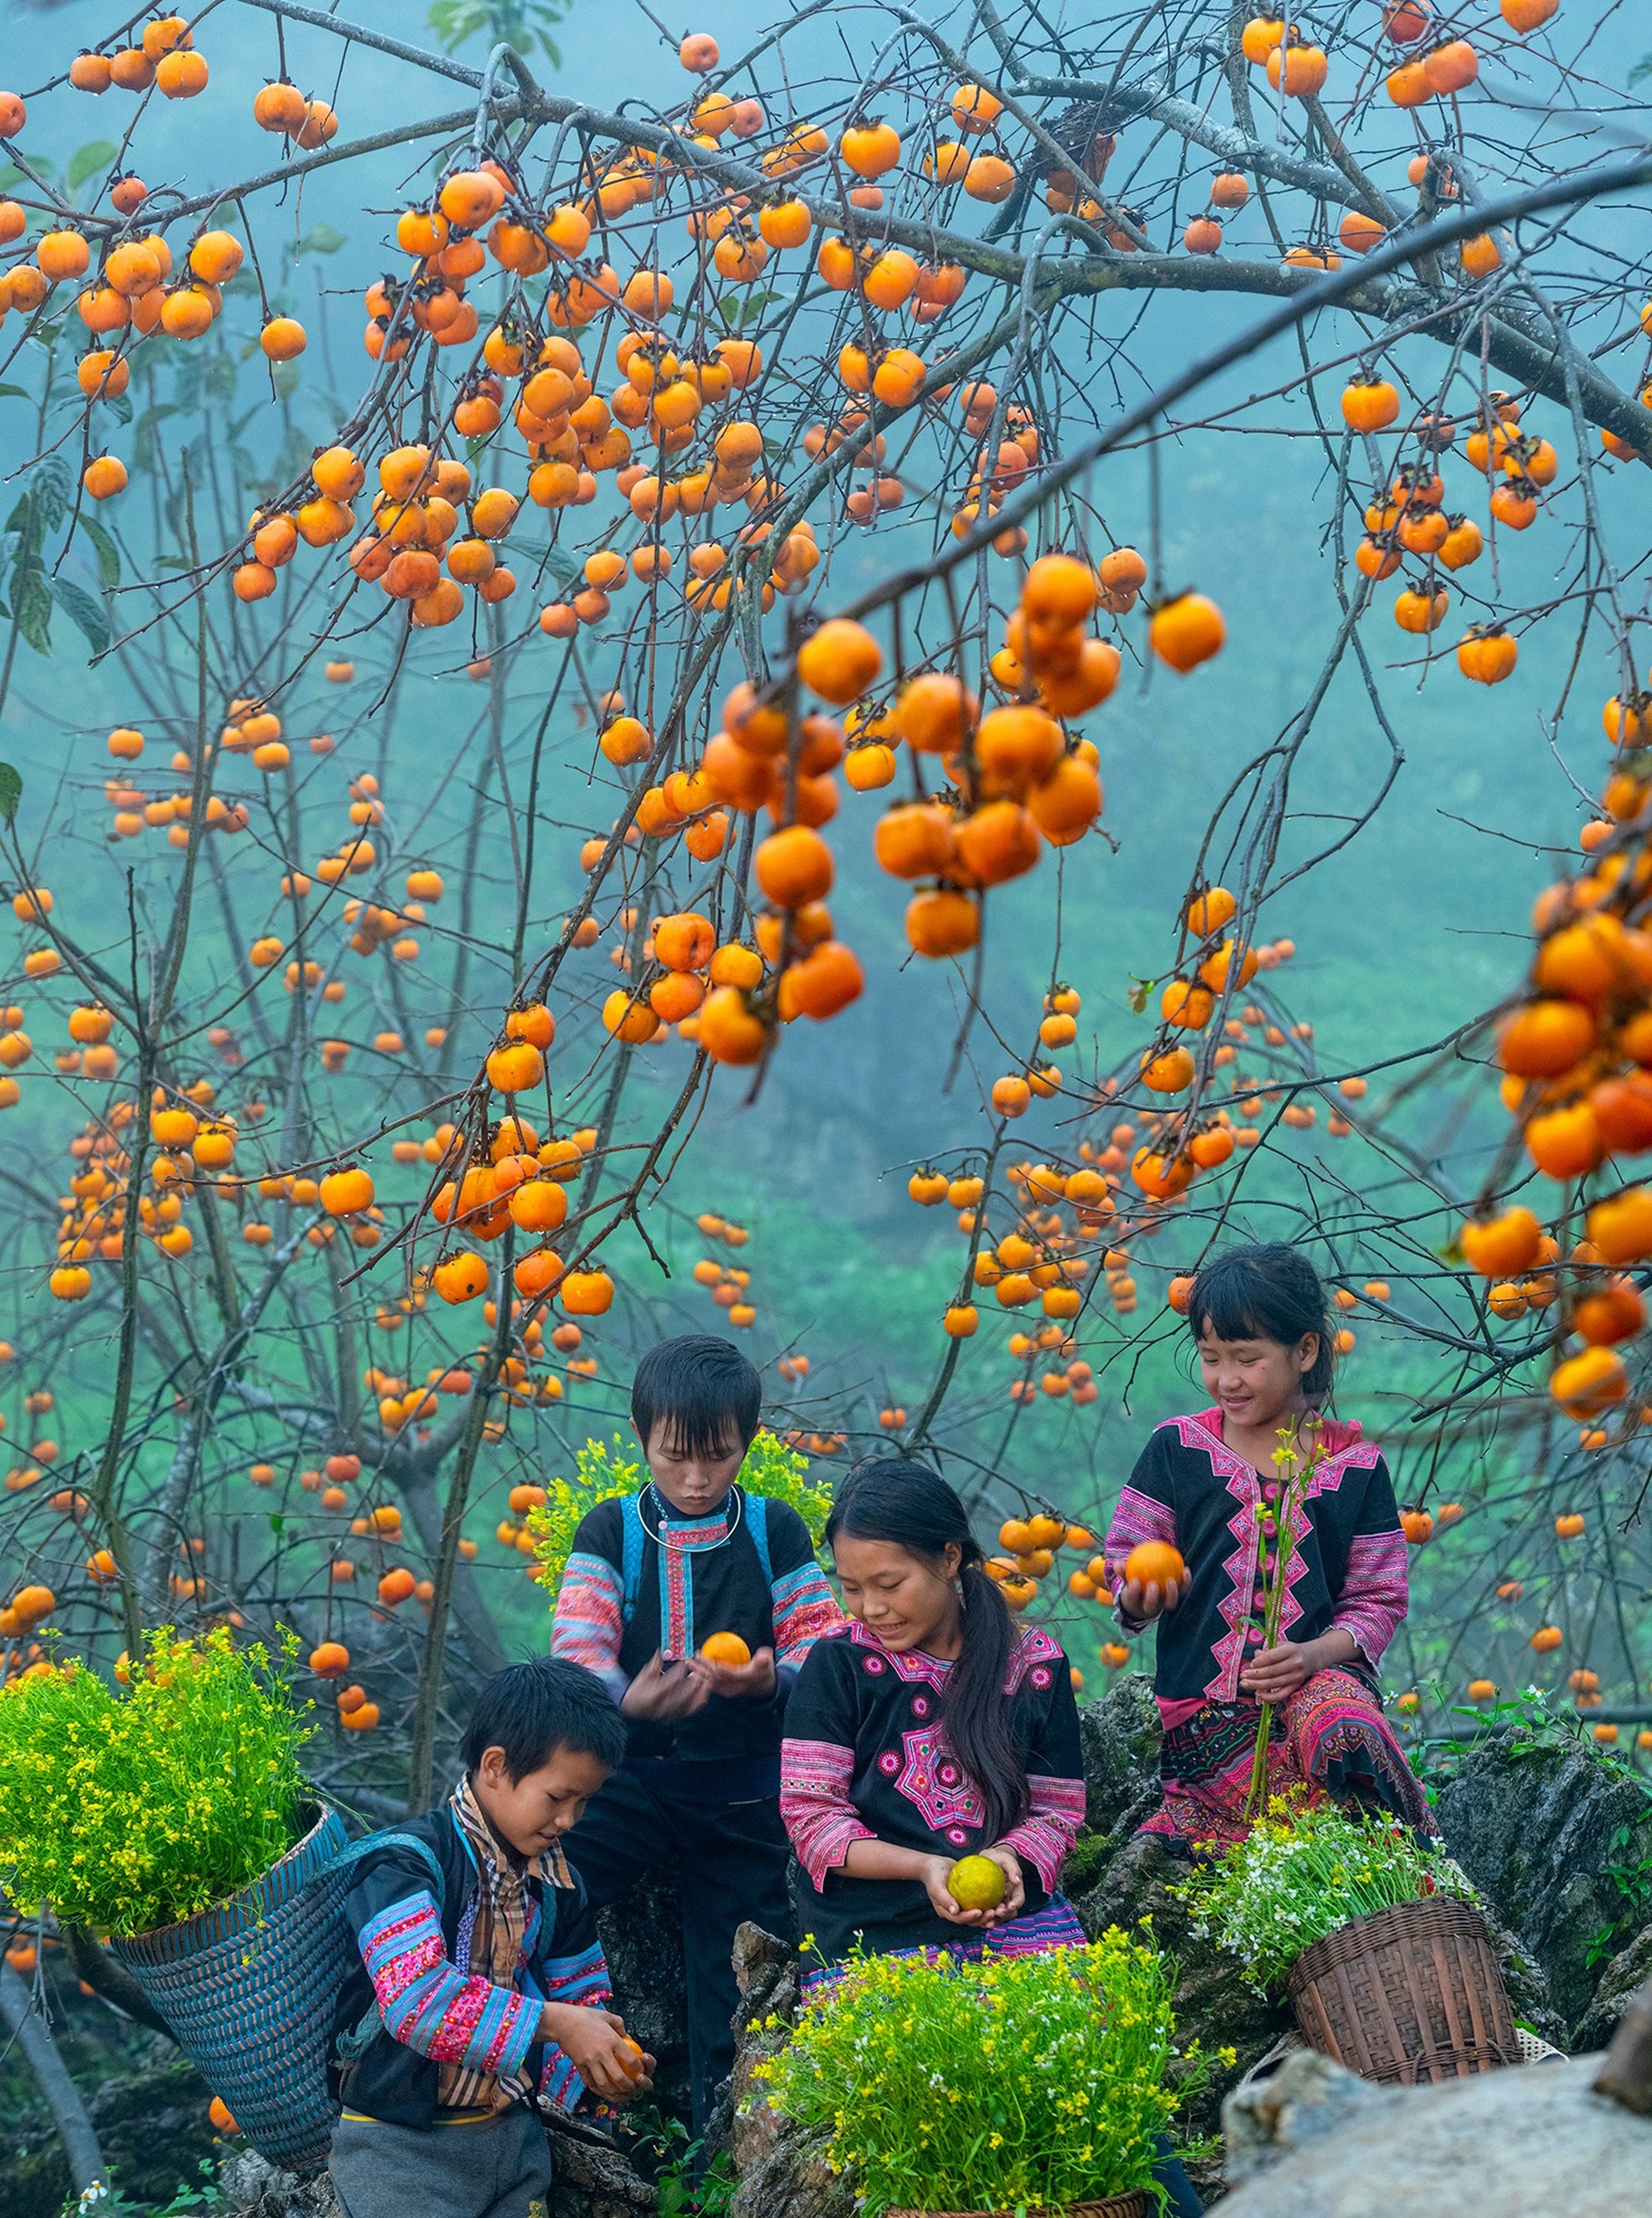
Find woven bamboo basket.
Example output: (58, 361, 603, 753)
(112, 1805, 353, 2173)
(887, 2197, 1150, 2218)
(1287, 1893, 1521, 2086)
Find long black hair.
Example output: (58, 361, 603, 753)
(1185, 1242, 1333, 1399)
(825, 1456, 1029, 1840)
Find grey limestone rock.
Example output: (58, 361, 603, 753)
(1576, 1921, 1652, 2056)
(1433, 1730, 1652, 2035)
(1218, 2045, 1652, 2217)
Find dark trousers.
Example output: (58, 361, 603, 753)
(560, 1764, 794, 2136)
(1153, 2135, 1204, 2217)
(329, 2106, 550, 2218)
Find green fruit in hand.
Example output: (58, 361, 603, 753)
(947, 1854, 1006, 1910)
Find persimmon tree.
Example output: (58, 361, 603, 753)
(0, 0, 1645, 1863)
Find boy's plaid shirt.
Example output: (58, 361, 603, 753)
(441, 1774, 573, 2111)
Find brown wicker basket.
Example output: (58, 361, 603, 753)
(887, 2197, 1150, 2218)
(1287, 1894, 1521, 2086)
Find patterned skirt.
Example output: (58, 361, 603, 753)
(800, 1895, 1086, 2002)
(1141, 1666, 1427, 1853)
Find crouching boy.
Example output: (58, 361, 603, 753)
(327, 1657, 653, 2218)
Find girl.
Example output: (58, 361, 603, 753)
(1105, 1242, 1425, 1850)
(782, 1458, 1206, 2218)
(781, 1456, 1087, 1974)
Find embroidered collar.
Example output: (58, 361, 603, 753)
(1176, 1408, 1374, 1484)
(845, 1617, 1063, 1693)
(642, 1481, 743, 1551)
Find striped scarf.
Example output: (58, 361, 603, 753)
(439, 1774, 572, 2111)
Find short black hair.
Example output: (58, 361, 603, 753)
(1186, 1242, 1333, 1397)
(631, 1334, 762, 1460)
(461, 1656, 626, 1782)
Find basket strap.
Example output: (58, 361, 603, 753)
(747, 1492, 772, 1590)
(620, 1491, 645, 1626)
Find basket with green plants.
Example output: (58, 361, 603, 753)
(749, 1930, 1210, 2216)
(0, 1627, 382, 2171)
(1172, 1798, 1518, 2085)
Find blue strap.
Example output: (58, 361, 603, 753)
(620, 1490, 646, 1625)
(328, 1826, 446, 1893)
(618, 1486, 772, 1627)
(748, 1492, 772, 1589)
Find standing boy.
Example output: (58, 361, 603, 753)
(328, 1657, 653, 2218)
(551, 1334, 841, 2133)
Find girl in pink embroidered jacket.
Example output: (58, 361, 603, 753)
(1104, 1244, 1426, 1851)
(781, 1458, 1086, 1978)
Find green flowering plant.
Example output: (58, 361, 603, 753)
(749, 1931, 1199, 2216)
(527, 1429, 832, 1603)
(1170, 1798, 1475, 1993)
(0, 1627, 311, 1935)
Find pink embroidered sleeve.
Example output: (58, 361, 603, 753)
(550, 1551, 626, 1698)
(1334, 1531, 1408, 1668)
(771, 1562, 846, 1669)
(999, 1775, 1086, 1892)
(780, 1736, 874, 1886)
(1103, 1482, 1179, 1592)
(358, 1893, 538, 2078)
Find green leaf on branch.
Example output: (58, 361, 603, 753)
(50, 576, 109, 657)
(78, 514, 121, 589)
(0, 763, 22, 825)
(14, 569, 52, 655)
(295, 223, 347, 258)
(67, 140, 118, 193)
(0, 383, 28, 401)
(30, 454, 70, 533)
(428, 0, 569, 63)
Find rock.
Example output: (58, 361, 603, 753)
(546, 2114, 658, 2218)
(1079, 1674, 1164, 1837)
(596, 1865, 692, 2122)
(1223, 2047, 1380, 2187)
(1217, 2046, 1652, 2216)
(1433, 1730, 1652, 2035)
(222, 2151, 341, 2218)
(1062, 1676, 1165, 1902)
(1071, 1831, 1294, 2140)
(1576, 1923, 1652, 2055)
(2, 2045, 222, 2218)
(726, 1924, 855, 2218)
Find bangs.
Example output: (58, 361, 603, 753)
(631, 1333, 762, 1457)
(1185, 1243, 1326, 1352)
(1186, 1277, 1278, 1347)
(653, 1404, 744, 1460)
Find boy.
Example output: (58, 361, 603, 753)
(328, 1656, 653, 2218)
(551, 1334, 841, 2133)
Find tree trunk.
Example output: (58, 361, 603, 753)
(0, 1962, 106, 2192)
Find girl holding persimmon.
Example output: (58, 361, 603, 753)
(782, 1458, 1207, 2218)
(781, 1457, 1087, 1974)
(1105, 1242, 1425, 1850)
